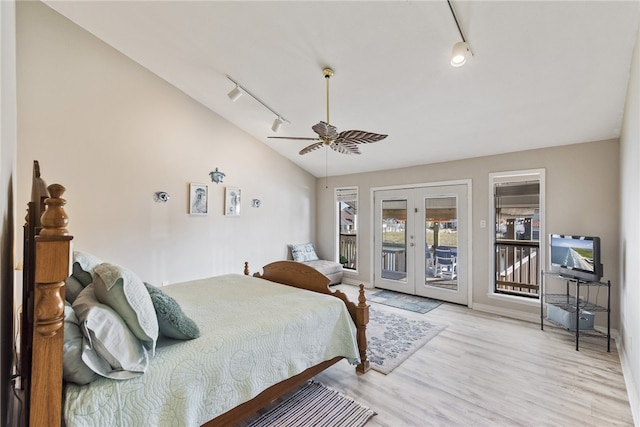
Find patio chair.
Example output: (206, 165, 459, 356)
(435, 246, 457, 280)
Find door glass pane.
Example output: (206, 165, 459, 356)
(425, 196, 458, 291)
(381, 200, 407, 281)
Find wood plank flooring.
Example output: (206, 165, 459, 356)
(311, 284, 634, 427)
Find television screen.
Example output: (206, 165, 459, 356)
(549, 234, 602, 282)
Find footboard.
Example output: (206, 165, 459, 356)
(206, 261, 370, 426)
(246, 260, 370, 373)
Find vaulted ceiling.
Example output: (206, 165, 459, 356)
(43, 1, 639, 177)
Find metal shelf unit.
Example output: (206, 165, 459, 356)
(540, 271, 611, 352)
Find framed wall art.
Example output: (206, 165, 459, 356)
(225, 187, 241, 216)
(189, 183, 208, 215)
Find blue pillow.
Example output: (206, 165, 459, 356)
(144, 283, 200, 340)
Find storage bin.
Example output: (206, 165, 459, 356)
(547, 304, 595, 331)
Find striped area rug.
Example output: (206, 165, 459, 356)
(247, 381, 376, 427)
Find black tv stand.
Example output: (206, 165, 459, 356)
(540, 271, 611, 352)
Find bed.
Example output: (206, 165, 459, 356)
(18, 161, 369, 426)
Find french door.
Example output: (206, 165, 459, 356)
(373, 184, 469, 305)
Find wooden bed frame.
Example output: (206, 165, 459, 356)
(19, 161, 369, 427)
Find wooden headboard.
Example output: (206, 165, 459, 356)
(20, 160, 73, 426)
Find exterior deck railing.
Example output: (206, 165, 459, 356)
(495, 240, 540, 298)
(339, 233, 357, 270)
(381, 243, 406, 273)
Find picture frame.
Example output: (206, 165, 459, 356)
(225, 187, 241, 216)
(189, 183, 208, 215)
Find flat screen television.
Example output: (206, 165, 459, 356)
(549, 234, 603, 282)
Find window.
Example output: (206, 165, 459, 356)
(336, 187, 358, 270)
(491, 170, 544, 299)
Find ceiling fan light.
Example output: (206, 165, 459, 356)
(450, 41, 468, 67)
(271, 117, 283, 133)
(227, 85, 242, 101)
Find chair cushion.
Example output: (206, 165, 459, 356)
(303, 259, 343, 275)
(302, 260, 343, 285)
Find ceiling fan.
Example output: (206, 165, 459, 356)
(269, 68, 388, 155)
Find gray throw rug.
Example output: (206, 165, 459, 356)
(367, 307, 446, 374)
(247, 380, 376, 427)
(367, 289, 442, 314)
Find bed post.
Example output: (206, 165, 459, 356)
(355, 284, 370, 373)
(30, 184, 72, 426)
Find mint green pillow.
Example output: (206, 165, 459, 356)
(65, 252, 103, 304)
(144, 283, 200, 340)
(93, 263, 159, 354)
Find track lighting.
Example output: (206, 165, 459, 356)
(450, 41, 469, 67)
(271, 117, 283, 133)
(447, 0, 473, 67)
(227, 85, 242, 101)
(226, 75, 290, 132)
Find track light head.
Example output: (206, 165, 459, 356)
(271, 117, 283, 133)
(227, 85, 242, 101)
(451, 41, 469, 67)
(225, 75, 289, 131)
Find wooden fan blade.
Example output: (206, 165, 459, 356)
(312, 121, 339, 139)
(331, 142, 361, 155)
(336, 129, 388, 145)
(268, 136, 321, 141)
(299, 142, 324, 155)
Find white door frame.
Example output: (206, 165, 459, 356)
(370, 179, 472, 307)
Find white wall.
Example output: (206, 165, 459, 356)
(1, 1, 16, 424)
(15, 1, 316, 285)
(318, 138, 620, 327)
(619, 20, 640, 427)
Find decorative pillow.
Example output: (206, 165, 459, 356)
(144, 283, 200, 340)
(65, 252, 103, 304)
(63, 303, 98, 385)
(289, 243, 319, 262)
(72, 285, 149, 380)
(93, 263, 159, 354)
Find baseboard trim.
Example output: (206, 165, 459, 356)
(618, 339, 640, 427)
(472, 303, 540, 324)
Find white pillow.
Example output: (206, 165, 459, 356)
(93, 263, 159, 354)
(73, 285, 149, 379)
(63, 303, 98, 385)
(289, 243, 320, 262)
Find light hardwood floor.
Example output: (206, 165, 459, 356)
(312, 284, 634, 427)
